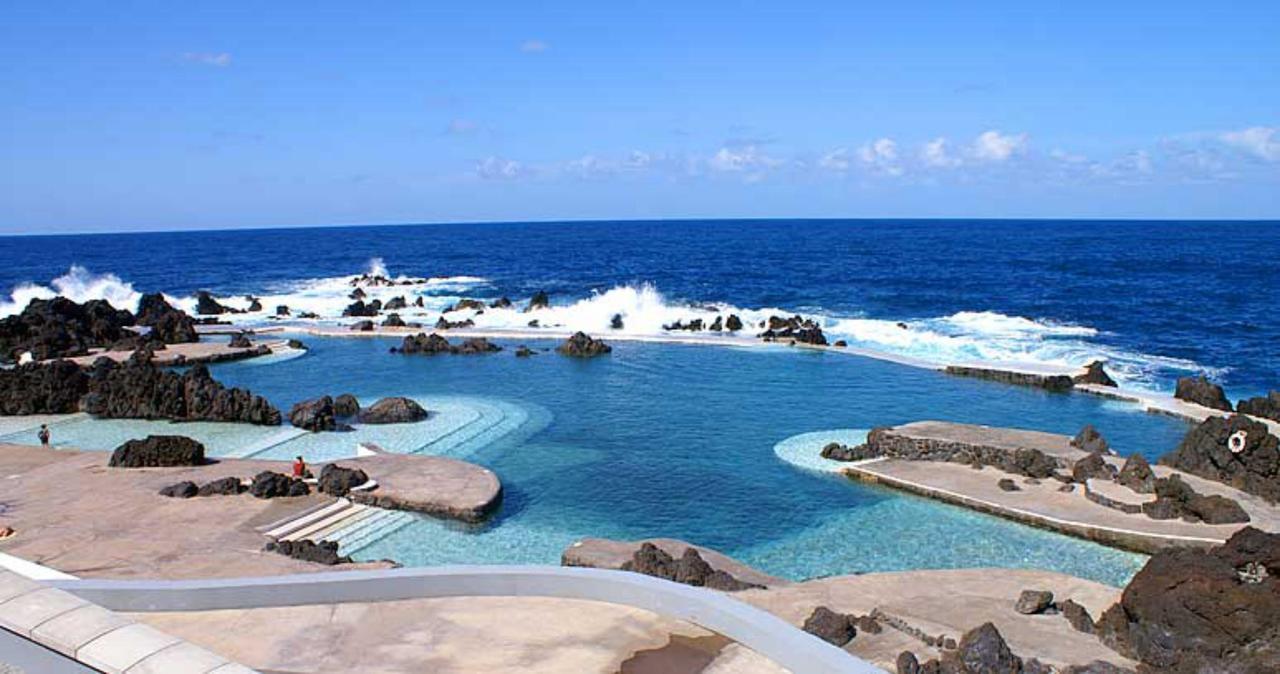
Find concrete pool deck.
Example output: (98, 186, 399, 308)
(0, 443, 500, 579)
(42, 338, 291, 368)
(841, 421, 1280, 553)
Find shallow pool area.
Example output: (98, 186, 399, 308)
(16, 334, 1197, 586)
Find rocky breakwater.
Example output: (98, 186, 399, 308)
(83, 353, 282, 424)
(390, 332, 501, 355)
(1160, 415, 1280, 503)
(944, 365, 1075, 392)
(858, 423, 1067, 479)
(1093, 527, 1278, 673)
(0, 359, 89, 414)
(1239, 390, 1280, 423)
(556, 331, 611, 357)
(134, 293, 199, 344)
(1073, 360, 1118, 387)
(758, 315, 827, 346)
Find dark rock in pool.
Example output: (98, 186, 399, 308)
(454, 337, 501, 354)
(0, 296, 137, 363)
(515, 346, 535, 357)
(1072, 452, 1116, 483)
(1058, 599, 1095, 634)
(820, 442, 879, 461)
(489, 297, 512, 309)
(393, 332, 452, 354)
(1095, 527, 1279, 673)
(350, 320, 374, 332)
(197, 476, 245, 496)
(725, 314, 743, 332)
(1116, 454, 1155, 493)
(275, 305, 290, 316)
(1174, 375, 1232, 411)
(333, 393, 359, 418)
(998, 478, 1021, 491)
(358, 396, 428, 424)
(1074, 360, 1117, 387)
(801, 606, 857, 647)
(1014, 589, 1054, 614)
(250, 471, 310, 498)
(1238, 390, 1280, 422)
(83, 354, 282, 425)
(159, 481, 198, 498)
(110, 435, 206, 468)
(1070, 425, 1110, 454)
(264, 539, 350, 566)
(287, 339, 306, 350)
(610, 313, 624, 330)
(0, 359, 89, 414)
(382, 313, 406, 328)
(621, 542, 763, 592)
(434, 317, 474, 330)
(289, 396, 343, 431)
(229, 332, 252, 348)
(1160, 414, 1280, 503)
(556, 332, 612, 357)
(318, 464, 369, 497)
(525, 290, 550, 312)
(383, 296, 407, 311)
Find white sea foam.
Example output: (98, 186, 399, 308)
(0, 263, 1218, 392)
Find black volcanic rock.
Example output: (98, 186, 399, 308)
(109, 435, 205, 467)
(525, 290, 550, 312)
(0, 359, 89, 414)
(250, 471, 309, 498)
(610, 313, 624, 330)
(1074, 360, 1117, 387)
(197, 476, 245, 496)
(318, 464, 369, 497)
(0, 297, 137, 363)
(349, 320, 374, 331)
(434, 317, 474, 330)
(1238, 391, 1280, 422)
(1015, 590, 1054, 614)
(1141, 474, 1250, 524)
(620, 543, 763, 592)
(1070, 425, 1110, 454)
(383, 296, 407, 311)
(392, 332, 499, 355)
(802, 606, 857, 646)
(135, 293, 200, 345)
(229, 332, 252, 348)
(342, 300, 379, 317)
(821, 441, 879, 461)
(159, 481, 199, 498)
(264, 539, 350, 565)
(1174, 376, 1232, 412)
(358, 396, 428, 424)
(82, 354, 282, 425)
(1095, 527, 1279, 673)
(333, 393, 359, 417)
(1116, 454, 1156, 493)
(556, 332, 611, 357)
(381, 313, 406, 328)
(448, 299, 486, 312)
(454, 337, 501, 354)
(275, 305, 290, 316)
(1072, 452, 1117, 483)
(289, 396, 343, 431)
(1160, 415, 1280, 503)
(489, 297, 512, 309)
(758, 314, 827, 345)
(1059, 599, 1095, 634)
(195, 291, 236, 315)
(725, 314, 744, 331)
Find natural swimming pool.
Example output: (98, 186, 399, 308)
(8, 334, 1194, 586)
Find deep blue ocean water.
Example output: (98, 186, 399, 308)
(1, 219, 1276, 586)
(2, 219, 1277, 397)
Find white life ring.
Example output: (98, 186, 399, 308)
(1228, 430, 1248, 454)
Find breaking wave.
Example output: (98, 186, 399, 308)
(0, 263, 1216, 391)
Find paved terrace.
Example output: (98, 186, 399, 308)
(0, 443, 499, 579)
(843, 421, 1280, 553)
(45, 338, 290, 368)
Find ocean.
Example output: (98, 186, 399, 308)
(2, 219, 1276, 397)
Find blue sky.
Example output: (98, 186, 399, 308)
(1, 1, 1278, 233)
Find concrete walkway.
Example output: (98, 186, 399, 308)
(43, 339, 286, 368)
(0, 443, 499, 579)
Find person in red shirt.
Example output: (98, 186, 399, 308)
(292, 456, 307, 478)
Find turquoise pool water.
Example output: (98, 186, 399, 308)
(23, 335, 1194, 586)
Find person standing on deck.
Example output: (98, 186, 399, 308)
(293, 455, 307, 478)
(37, 424, 50, 446)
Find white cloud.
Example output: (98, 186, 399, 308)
(818, 148, 851, 171)
(707, 145, 780, 173)
(922, 138, 962, 168)
(476, 157, 527, 180)
(520, 40, 549, 53)
(1220, 126, 1280, 161)
(856, 138, 903, 176)
(971, 130, 1027, 162)
(182, 52, 231, 67)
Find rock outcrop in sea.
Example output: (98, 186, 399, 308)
(758, 315, 828, 345)
(135, 293, 200, 344)
(1160, 415, 1280, 503)
(556, 332, 612, 357)
(357, 396, 428, 424)
(1094, 527, 1278, 673)
(1073, 360, 1117, 387)
(525, 290, 550, 312)
(195, 291, 240, 316)
(391, 333, 501, 355)
(0, 297, 136, 363)
(1173, 375, 1233, 411)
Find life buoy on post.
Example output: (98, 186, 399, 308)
(1229, 430, 1248, 454)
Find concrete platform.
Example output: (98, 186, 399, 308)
(843, 422, 1280, 553)
(47, 339, 286, 368)
(0, 443, 500, 578)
